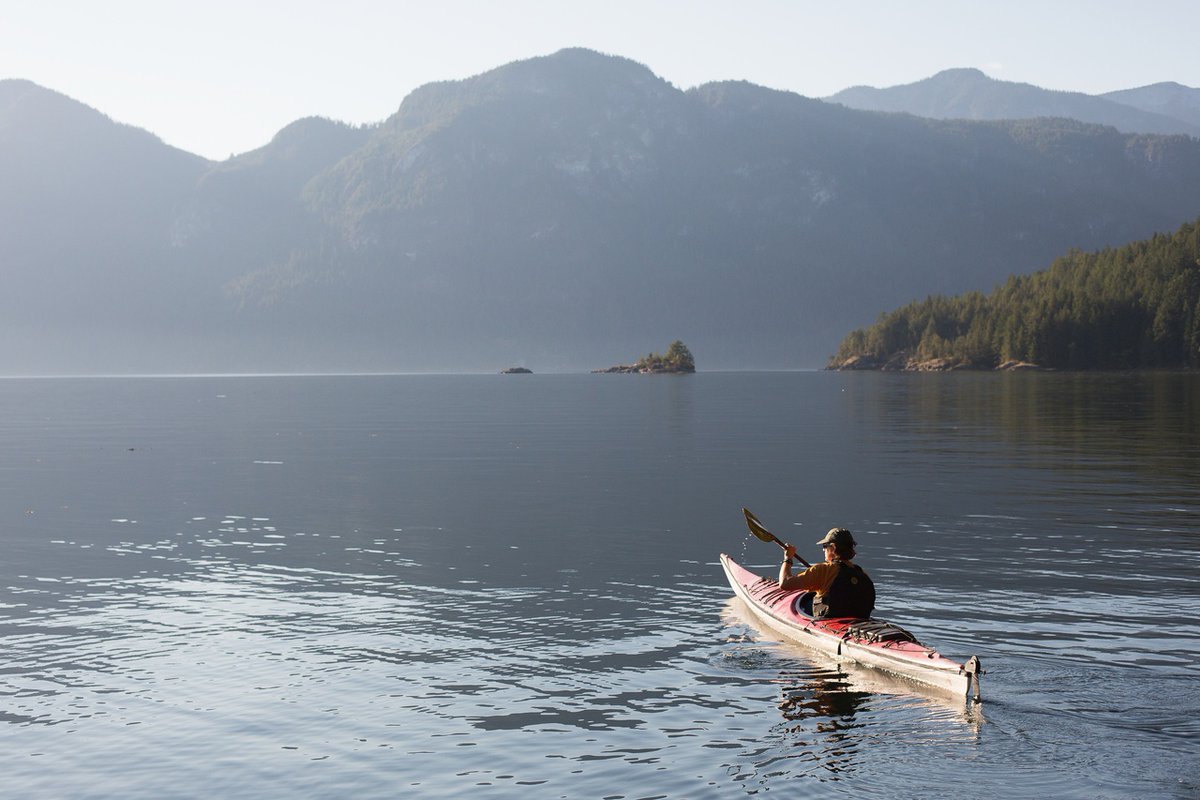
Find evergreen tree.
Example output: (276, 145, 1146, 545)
(635, 340, 696, 372)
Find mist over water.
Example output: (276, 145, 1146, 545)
(1, 372, 1196, 798)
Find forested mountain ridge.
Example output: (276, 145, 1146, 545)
(199, 51, 1200, 372)
(828, 218, 1200, 371)
(827, 69, 1200, 137)
(4, 51, 1200, 373)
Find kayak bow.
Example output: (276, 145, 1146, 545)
(721, 553, 983, 702)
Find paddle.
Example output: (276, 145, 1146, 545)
(742, 507, 811, 568)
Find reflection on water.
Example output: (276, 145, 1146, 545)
(720, 596, 983, 784)
(0, 373, 1197, 798)
(847, 371, 1200, 497)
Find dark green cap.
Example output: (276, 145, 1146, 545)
(816, 528, 855, 547)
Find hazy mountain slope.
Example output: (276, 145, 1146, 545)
(827, 69, 1200, 136)
(0, 79, 209, 263)
(4, 53, 1200, 373)
(1103, 82, 1200, 130)
(233, 50, 708, 367)
(224, 53, 1200, 370)
(173, 116, 372, 289)
(0, 79, 210, 366)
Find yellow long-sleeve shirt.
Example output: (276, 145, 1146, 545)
(778, 560, 844, 594)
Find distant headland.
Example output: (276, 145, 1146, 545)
(593, 340, 696, 374)
(826, 218, 1200, 372)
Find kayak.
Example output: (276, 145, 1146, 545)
(720, 553, 983, 701)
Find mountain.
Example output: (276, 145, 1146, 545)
(173, 116, 372, 291)
(4, 52, 1200, 373)
(0, 79, 211, 366)
(826, 68, 1200, 137)
(0, 80, 208, 261)
(1102, 82, 1200, 130)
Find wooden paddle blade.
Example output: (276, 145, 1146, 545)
(741, 507, 811, 567)
(742, 507, 781, 545)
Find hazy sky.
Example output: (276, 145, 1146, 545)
(4, 0, 1197, 161)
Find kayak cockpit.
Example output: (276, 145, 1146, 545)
(791, 593, 919, 644)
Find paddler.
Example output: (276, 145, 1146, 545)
(779, 528, 876, 619)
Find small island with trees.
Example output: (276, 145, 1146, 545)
(593, 340, 696, 373)
(827, 218, 1200, 372)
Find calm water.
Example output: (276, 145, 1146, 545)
(0, 372, 1196, 798)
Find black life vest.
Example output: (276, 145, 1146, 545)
(812, 562, 875, 619)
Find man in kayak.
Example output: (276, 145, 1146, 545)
(779, 528, 876, 619)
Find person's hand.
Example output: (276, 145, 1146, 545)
(784, 544, 796, 561)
